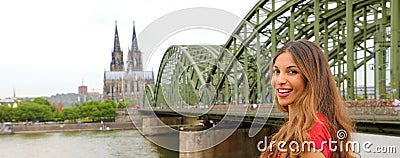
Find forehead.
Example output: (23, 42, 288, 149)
(274, 52, 296, 67)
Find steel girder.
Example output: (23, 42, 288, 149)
(152, 45, 242, 107)
(148, 0, 400, 107)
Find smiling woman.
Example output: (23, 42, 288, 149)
(271, 52, 305, 107)
(260, 39, 355, 158)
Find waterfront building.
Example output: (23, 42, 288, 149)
(0, 89, 18, 108)
(103, 21, 154, 106)
(0, 99, 17, 108)
(50, 84, 102, 108)
(78, 85, 88, 95)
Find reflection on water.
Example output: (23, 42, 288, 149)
(0, 129, 399, 158)
(147, 132, 179, 155)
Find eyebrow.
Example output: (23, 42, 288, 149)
(273, 65, 297, 69)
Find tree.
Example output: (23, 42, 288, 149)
(58, 100, 118, 123)
(61, 108, 79, 122)
(33, 98, 51, 106)
(99, 101, 116, 121)
(117, 102, 126, 109)
(14, 102, 53, 122)
(0, 105, 13, 122)
(52, 110, 62, 121)
(33, 97, 58, 112)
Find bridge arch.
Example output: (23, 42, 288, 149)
(147, 0, 400, 107)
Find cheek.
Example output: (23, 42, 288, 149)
(294, 80, 306, 91)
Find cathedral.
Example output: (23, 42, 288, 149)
(103, 21, 154, 107)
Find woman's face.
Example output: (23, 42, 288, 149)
(271, 52, 306, 106)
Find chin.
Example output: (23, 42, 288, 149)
(277, 102, 289, 106)
(277, 99, 292, 106)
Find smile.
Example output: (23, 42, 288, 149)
(277, 88, 292, 97)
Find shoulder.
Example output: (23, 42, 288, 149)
(308, 114, 331, 158)
(309, 114, 329, 135)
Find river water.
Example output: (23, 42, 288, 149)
(0, 129, 399, 158)
(0, 130, 175, 158)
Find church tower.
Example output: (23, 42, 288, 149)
(103, 21, 154, 103)
(126, 21, 143, 71)
(110, 21, 125, 71)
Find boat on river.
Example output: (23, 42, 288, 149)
(0, 126, 13, 135)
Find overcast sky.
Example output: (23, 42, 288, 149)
(0, 0, 259, 98)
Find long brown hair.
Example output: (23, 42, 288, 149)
(261, 39, 354, 158)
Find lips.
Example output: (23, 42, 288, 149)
(277, 88, 292, 97)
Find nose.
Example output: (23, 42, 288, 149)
(275, 73, 287, 85)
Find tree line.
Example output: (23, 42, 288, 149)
(0, 98, 124, 123)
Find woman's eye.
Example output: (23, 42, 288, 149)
(288, 70, 298, 74)
(273, 70, 279, 74)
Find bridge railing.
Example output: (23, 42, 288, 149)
(142, 100, 399, 122)
(345, 100, 399, 121)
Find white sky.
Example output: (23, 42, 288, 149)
(0, 0, 259, 98)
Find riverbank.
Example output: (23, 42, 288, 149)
(9, 122, 136, 134)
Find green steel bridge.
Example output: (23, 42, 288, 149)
(127, 0, 400, 131)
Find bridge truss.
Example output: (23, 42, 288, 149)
(146, 0, 400, 108)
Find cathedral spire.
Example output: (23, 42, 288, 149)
(131, 21, 139, 51)
(110, 21, 124, 71)
(13, 88, 16, 99)
(113, 21, 121, 52)
(127, 21, 143, 71)
(132, 21, 136, 43)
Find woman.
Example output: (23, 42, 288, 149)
(260, 39, 354, 158)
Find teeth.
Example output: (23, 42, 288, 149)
(278, 89, 291, 93)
